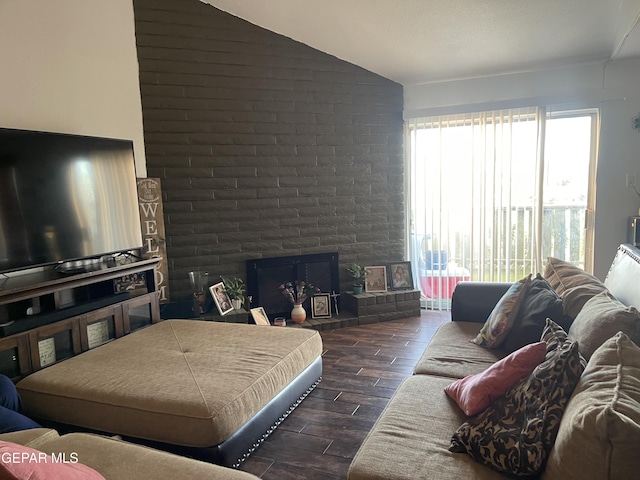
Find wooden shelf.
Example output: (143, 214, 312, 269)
(0, 258, 162, 380)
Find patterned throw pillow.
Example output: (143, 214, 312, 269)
(541, 318, 587, 368)
(472, 274, 532, 348)
(450, 321, 584, 476)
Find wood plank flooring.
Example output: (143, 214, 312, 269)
(240, 309, 450, 479)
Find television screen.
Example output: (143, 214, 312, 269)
(0, 128, 143, 273)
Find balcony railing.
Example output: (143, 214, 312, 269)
(413, 205, 586, 308)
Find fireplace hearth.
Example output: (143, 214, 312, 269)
(246, 252, 340, 320)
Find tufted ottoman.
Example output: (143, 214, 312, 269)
(16, 320, 323, 467)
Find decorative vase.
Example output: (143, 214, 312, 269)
(231, 299, 242, 310)
(291, 303, 306, 324)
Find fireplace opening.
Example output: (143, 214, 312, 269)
(246, 252, 340, 320)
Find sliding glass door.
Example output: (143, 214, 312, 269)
(407, 107, 598, 309)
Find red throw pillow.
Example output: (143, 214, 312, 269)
(444, 341, 547, 416)
(0, 441, 104, 480)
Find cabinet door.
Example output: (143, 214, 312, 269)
(0, 334, 30, 380)
(121, 292, 160, 334)
(28, 318, 81, 371)
(79, 305, 124, 351)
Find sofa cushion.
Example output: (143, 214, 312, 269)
(450, 326, 584, 476)
(31, 432, 261, 480)
(543, 257, 608, 318)
(0, 429, 60, 450)
(542, 332, 640, 480)
(348, 375, 513, 480)
(472, 275, 531, 348)
(0, 441, 105, 480)
(501, 274, 569, 352)
(414, 321, 507, 378)
(444, 341, 546, 416)
(568, 290, 640, 360)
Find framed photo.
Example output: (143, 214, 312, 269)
(210, 282, 234, 316)
(114, 272, 148, 296)
(388, 261, 414, 290)
(311, 294, 331, 319)
(250, 307, 270, 325)
(364, 266, 387, 292)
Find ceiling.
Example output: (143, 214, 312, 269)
(202, 0, 640, 86)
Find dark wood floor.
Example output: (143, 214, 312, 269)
(240, 309, 450, 479)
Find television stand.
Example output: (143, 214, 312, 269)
(0, 257, 161, 380)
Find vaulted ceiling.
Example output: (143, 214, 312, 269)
(202, 0, 640, 86)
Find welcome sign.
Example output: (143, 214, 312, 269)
(137, 178, 170, 303)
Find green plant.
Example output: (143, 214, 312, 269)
(347, 263, 366, 286)
(220, 276, 246, 303)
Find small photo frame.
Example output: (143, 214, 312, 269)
(311, 294, 331, 319)
(365, 266, 387, 292)
(250, 307, 270, 325)
(114, 272, 148, 296)
(210, 282, 234, 316)
(388, 261, 414, 290)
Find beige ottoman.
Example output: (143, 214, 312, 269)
(16, 320, 323, 467)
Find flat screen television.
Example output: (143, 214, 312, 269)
(0, 127, 143, 274)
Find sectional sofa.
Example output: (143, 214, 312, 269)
(0, 428, 260, 479)
(349, 244, 640, 479)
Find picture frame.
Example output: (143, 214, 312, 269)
(250, 307, 270, 325)
(311, 294, 331, 319)
(364, 266, 388, 292)
(210, 282, 234, 316)
(388, 261, 414, 290)
(114, 272, 148, 296)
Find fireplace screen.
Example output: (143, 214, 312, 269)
(246, 252, 340, 320)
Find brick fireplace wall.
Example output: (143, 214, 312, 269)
(133, 0, 405, 301)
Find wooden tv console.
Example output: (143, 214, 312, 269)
(0, 257, 161, 381)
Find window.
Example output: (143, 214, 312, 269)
(407, 107, 598, 309)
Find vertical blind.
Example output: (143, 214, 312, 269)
(407, 107, 545, 309)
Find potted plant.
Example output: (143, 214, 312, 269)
(347, 263, 366, 294)
(220, 276, 246, 310)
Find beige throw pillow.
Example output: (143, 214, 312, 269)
(568, 291, 640, 360)
(543, 257, 608, 318)
(542, 332, 640, 480)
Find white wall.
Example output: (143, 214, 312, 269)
(405, 60, 640, 279)
(0, 0, 146, 176)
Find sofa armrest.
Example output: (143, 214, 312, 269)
(451, 281, 512, 323)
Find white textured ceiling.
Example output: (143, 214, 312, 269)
(201, 0, 640, 86)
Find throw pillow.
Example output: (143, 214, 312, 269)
(450, 328, 584, 476)
(444, 341, 546, 416)
(542, 332, 640, 480)
(0, 441, 105, 480)
(472, 274, 532, 348)
(501, 274, 569, 353)
(541, 318, 587, 368)
(543, 257, 608, 318)
(543, 256, 604, 295)
(568, 290, 640, 360)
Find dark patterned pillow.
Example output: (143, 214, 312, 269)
(541, 317, 568, 353)
(541, 318, 587, 368)
(449, 325, 584, 476)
